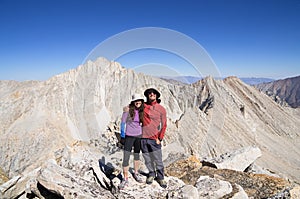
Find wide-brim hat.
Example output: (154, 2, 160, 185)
(144, 88, 161, 98)
(131, 94, 144, 102)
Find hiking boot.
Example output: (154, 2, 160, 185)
(146, 176, 155, 184)
(133, 173, 143, 183)
(118, 179, 129, 190)
(157, 179, 167, 188)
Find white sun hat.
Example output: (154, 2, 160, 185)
(131, 93, 144, 102)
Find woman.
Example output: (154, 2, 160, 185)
(118, 94, 144, 190)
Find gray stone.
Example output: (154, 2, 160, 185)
(179, 185, 199, 199)
(196, 176, 232, 198)
(230, 184, 249, 199)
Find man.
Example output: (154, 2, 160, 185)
(141, 88, 167, 188)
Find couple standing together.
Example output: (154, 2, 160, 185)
(119, 88, 167, 190)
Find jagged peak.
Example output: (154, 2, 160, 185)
(77, 57, 124, 73)
(46, 57, 127, 83)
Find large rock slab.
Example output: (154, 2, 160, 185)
(202, 146, 262, 171)
(0, 168, 40, 199)
(37, 160, 115, 199)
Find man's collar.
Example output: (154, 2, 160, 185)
(148, 100, 157, 105)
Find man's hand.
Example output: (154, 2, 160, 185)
(123, 105, 129, 112)
(156, 139, 161, 145)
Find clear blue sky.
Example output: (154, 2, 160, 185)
(0, 0, 299, 81)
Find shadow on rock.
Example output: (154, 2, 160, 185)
(98, 156, 122, 194)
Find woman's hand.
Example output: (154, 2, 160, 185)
(120, 138, 125, 145)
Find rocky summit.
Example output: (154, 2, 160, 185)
(1, 57, 300, 198)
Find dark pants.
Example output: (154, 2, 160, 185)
(122, 136, 141, 167)
(141, 138, 164, 180)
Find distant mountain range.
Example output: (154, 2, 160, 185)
(159, 76, 274, 85)
(239, 77, 275, 85)
(159, 76, 202, 84)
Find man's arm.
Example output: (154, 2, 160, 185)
(158, 106, 167, 141)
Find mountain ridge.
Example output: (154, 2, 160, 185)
(158, 75, 277, 85)
(255, 75, 300, 108)
(0, 57, 300, 185)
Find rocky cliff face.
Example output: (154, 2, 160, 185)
(255, 75, 300, 108)
(1, 57, 300, 198)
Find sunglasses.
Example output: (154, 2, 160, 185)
(134, 101, 142, 105)
(147, 91, 156, 95)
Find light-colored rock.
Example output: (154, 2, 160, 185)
(196, 176, 232, 198)
(290, 186, 300, 199)
(0, 168, 40, 199)
(179, 184, 199, 199)
(25, 178, 44, 199)
(114, 176, 187, 199)
(203, 146, 262, 172)
(37, 160, 115, 198)
(0, 175, 22, 198)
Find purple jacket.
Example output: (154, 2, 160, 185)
(120, 110, 142, 137)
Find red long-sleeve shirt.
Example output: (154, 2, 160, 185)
(142, 101, 167, 140)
